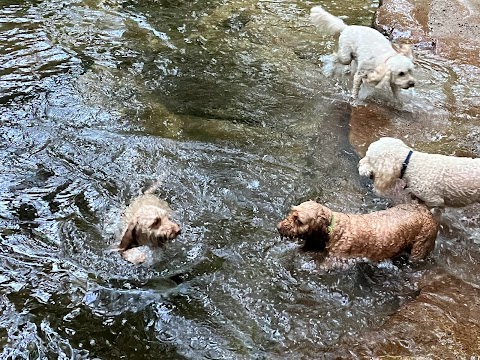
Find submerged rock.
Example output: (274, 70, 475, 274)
(347, 273, 480, 357)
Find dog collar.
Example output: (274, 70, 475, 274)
(384, 53, 399, 64)
(327, 213, 336, 237)
(400, 150, 413, 179)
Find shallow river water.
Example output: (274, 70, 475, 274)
(1, 0, 479, 358)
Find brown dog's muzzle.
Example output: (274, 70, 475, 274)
(277, 220, 295, 238)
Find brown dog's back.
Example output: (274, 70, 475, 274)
(278, 201, 438, 263)
(329, 204, 438, 262)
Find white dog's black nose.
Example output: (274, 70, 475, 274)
(408, 80, 415, 88)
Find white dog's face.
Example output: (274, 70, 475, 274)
(358, 156, 375, 179)
(358, 137, 411, 193)
(388, 56, 415, 89)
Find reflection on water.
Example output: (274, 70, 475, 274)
(1, 0, 479, 358)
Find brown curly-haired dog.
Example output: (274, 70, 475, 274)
(277, 201, 438, 263)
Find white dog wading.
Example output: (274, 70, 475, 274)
(310, 6, 416, 99)
(358, 137, 480, 207)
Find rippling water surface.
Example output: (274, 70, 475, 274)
(1, 0, 479, 358)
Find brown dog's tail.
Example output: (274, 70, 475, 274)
(310, 6, 347, 35)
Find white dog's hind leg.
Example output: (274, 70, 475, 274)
(336, 47, 353, 66)
(351, 60, 371, 99)
(330, 52, 352, 76)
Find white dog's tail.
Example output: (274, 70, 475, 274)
(310, 6, 347, 35)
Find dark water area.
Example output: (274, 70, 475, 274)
(1, 0, 479, 358)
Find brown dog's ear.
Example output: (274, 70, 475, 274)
(119, 222, 137, 250)
(301, 212, 329, 252)
(393, 43, 414, 60)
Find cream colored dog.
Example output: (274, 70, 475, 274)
(117, 189, 181, 264)
(310, 6, 415, 99)
(358, 137, 480, 207)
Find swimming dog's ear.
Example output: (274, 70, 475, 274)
(366, 64, 391, 89)
(393, 43, 414, 60)
(119, 222, 137, 250)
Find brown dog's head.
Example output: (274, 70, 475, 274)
(119, 205, 181, 250)
(277, 201, 333, 252)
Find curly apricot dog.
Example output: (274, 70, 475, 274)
(277, 201, 438, 264)
(118, 192, 181, 264)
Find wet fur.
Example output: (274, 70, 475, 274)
(277, 201, 438, 264)
(310, 6, 415, 99)
(359, 137, 480, 207)
(118, 192, 181, 264)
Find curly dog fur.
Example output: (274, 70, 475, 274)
(277, 201, 438, 263)
(118, 193, 181, 264)
(358, 137, 480, 207)
(310, 5, 415, 99)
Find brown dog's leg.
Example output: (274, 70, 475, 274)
(410, 234, 436, 261)
(302, 237, 327, 252)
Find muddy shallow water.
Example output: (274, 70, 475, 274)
(1, 0, 479, 358)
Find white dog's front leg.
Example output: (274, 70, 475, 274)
(425, 196, 445, 208)
(391, 85, 399, 98)
(352, 72, 364, 99)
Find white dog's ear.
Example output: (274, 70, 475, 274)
(367, 64, 392, 89)
(358, 157, 372, 177)
(371, 156, 403, 194)
(366, 64, 386, 84)
(393, 43, 414, 60)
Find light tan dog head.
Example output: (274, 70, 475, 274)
(366, 46, 415, 91)
(358, 137, 412, 194)
(119, 205, 181, 250)
(277, 200, 332, 251)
